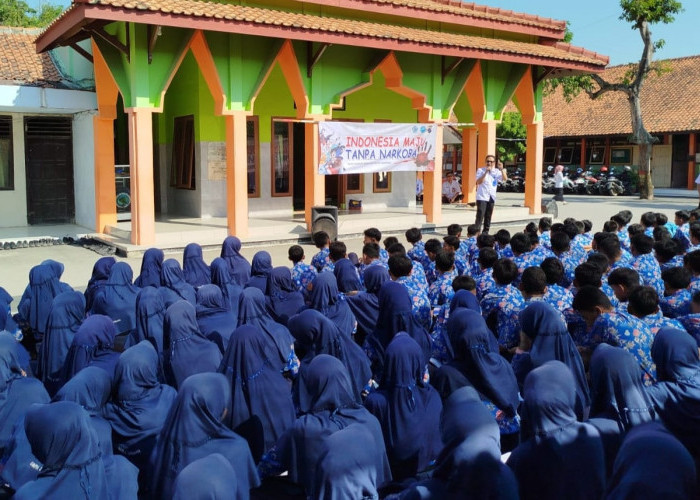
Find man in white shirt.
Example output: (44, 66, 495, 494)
(474, 154, 506, 233)
(442, 172, 463, 204)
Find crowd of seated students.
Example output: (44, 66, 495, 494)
(1, 210, 700, 499)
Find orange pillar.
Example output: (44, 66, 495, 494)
(423, 124, 443, 224)
(224, 113, 249, 237)
(462, 127, 478, 203)
(126, 108, 156, 246)
(688, 132, 697, 189)
(305, 121, 326, 231)
(477, 121, 497, 163)
(580, 137, 587, 169)
(93, 116, 117, 233)
(524, 122, 544, 214)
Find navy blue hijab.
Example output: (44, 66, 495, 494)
(219, 324, 296, 452)
(449, 289, 481, 314)
(13, 401, 108, 500)
(520, 301, 590, 420)
(92, 261, 139, 336)
(646, 327, 700, 457)
(265, 266, 305, 326)
(307, 272, 357, 338)
(105, 341, 177, 480)
(195, 284, 237, 353)
(0, 287, 19, 335)
(334, 257, 362, 293)
(150, 372, 259, 500)
(312, 424, 380, 500)
(84, 256, 115, 312)
(163, 301, 222, 389)
(41, 259, 72, 293)
(246, 250, 273, 293)
(183, 242, 211, 288)
(135, 248, 164, 288)
(221, 236, 251, 287)
(39, 290, 85, 395)
(507, 361, 605, 500)
(0, 341, 50, 454)
(589, 343, 654, 430)
(365, 333, 443, 481)
(398, 386, 518, 500)
(606, 422, 697, 499)
(276, 355, 391, 493)
(366, 281, 431, 379)
(238, 287, 294, 371)
(435, 308, 520, 418)
(172, 453, 238, 500)
(61, 314, 119, 382)
(18, 263, 62, 338)
(347, 265, 389, 338)
(210, 257, 243, 317)
(288, 308, 371, 404)
(160, 259, 196, 307)
(133, 286, 166, 353)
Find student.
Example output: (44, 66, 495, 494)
(310, 231, 331, 272)
(654, 238, 684, 272)
(405, 227, 430, 272)
(550, 231, 578, 288)
(334, 244, 363, 293)
(677, 291, 700, 347)
(346, 265, 390, 346)
(640, 211, 656, 237)
(628, 285, 686, 334)
(674, 210, 692, 251)
(246, 251, 273, 293)
(540, 257, 574, 310)
(442, 235, 467, 275)
(461, 223, 480, 257)
(423, 238, 443, 285)
(660, 266, 692, 318)
(630, 233, 663, 296)
(135, 247, 163, 288)
(572, 285, 655, 384)
(363, 227, 388, 262)
(322, 240, 347, 274)
(182, 242, 211, 288)
(538, 217, 552, 249)
(387, 242, 427, 289)
(428, 252, 457, 317)
(195, 284, 237, 352)
(473, 247, 498, 300)
(210, 257, 243, 318)
(265, 267, 306, 328)
(220, 236, 251, 287)
(686, 249, 700, 295)
(480, 258, 525, 350)
(159, 259, 196, 307)
(288, 244, 317, 293)
(91, 262, 139, 337)
(607, 267, 641, 313)
(388, 255, 431, 331)
(509, 232, 536, 285)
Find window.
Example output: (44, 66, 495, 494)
(588, 146, 605, 164)
(272, 120, 292, 196)
(247, 117, 260, 198)
(0, 117, 13, 190)
(373, 171, 391, 192)
(557, 147, 573, 164)
(345, 174, 363, 194)
(170, 115, 195, 189)
(543, 147, 556, 164)
(610, 147, 632, 164)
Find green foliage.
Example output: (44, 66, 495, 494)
(542, 75, 593, 102)
(496, 112, 527, 162)
(0, 0, 63, 27)
(619, 0, 683, 28)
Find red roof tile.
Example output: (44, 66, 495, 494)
(543, 55, 700, 137)
(37, 0, 607, 71)
(0, 27, 62, 86)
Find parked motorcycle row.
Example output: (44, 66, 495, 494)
(499, 165, 638, 196)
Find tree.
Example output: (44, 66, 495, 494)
(496, 112, 527, 163)
(0, 0, 63, 27)
(547, 0, 683, 199)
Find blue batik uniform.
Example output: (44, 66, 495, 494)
(632, 253, 664, 296)
(396, 276, 432, 331)
(539, 231, 551, 250)
(459, 237, 477, 260)
(496, 244, 514, 259)
(618, 230, 631, 252)
(480, 284, 525, 349)
(291, 262, 317, 294)
(660, 288, 692, 318)
(660, 256, 685, 273)
(379, 247, 389, 264)
(587, 311, 656, 384)
(675, 223, 691, 251)
(407, 241, 431, 272)
(544, 284, 574, 310)
(641, 310, 686, 335)
(453, 253, 468, 276)
(426, 261, 438, 285)
(558, 250, 581, 288)
(474, 268, 496, 300)
(311, 248, 330, 272)
(678, 313, 700, 346)
(410, 260, 428, 288)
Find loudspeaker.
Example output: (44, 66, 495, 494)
(542, 200, 558, 219)
(311, 206, 338, 241)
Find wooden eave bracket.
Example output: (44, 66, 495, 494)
(69, 42, 93, 63)
(86, 26, 130, 62)
(148, 25, 162, 64)
(307, 42, 331, 78)
(442, 55, 464, 84)
(533, 66, 555, 87)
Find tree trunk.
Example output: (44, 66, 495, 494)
(628, 90, 655, 199)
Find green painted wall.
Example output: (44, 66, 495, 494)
(253, 63, 296, 143)
(332, 72, 416, 123)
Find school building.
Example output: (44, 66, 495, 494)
(27, 0, 608, 245)
(542, 55, 700, 188)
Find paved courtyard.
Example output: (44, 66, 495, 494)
(1, 192, 698, 302)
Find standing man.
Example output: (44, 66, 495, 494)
(475, 154, 506, 233)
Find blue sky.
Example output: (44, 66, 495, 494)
(31, 0, 698, 66)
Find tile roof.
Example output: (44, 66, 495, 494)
(543, 55, 700, 137)
(0, 27, 63, 87)
(38, 0, 607, 71)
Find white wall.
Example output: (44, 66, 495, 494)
(72, 111, 96, 229)
(0, 114, 29, 227)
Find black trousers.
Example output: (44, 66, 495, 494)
(475, 198, 495, 233)
(554, 187, 564, 201)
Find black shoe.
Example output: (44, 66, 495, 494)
(3, 243, 9, 250)
(29, 241, 35, 248)
(9, 242, 16, 250)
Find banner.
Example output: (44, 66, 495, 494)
(318, 122, 437, 175)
